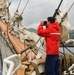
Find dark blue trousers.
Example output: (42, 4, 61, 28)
(45, 55, 60, 75)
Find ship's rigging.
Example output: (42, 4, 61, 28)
(0, 0, 74, 75)
(0, 0, 74, 64)
(1, 0, 74, 64)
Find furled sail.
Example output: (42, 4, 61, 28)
(55, 11, 71, 42)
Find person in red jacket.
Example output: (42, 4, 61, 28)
(37, 17, 60, 75)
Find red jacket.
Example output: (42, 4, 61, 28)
(38, 22, 60, 55)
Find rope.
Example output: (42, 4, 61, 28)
(19, 37, 41, 61)
(19, 37, 41, 54)
(21, 0, 30, 15)
(61, 42, 74, 55)
(31, 62, 40, 75)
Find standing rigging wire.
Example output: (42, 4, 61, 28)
(20, 0, 30, 15)
(53, 0, 63, 17)
(67, 1, 74, 13)
(16, 0, 22, 11)
(60, 1, 74, 25)
(57, 0, 63, 10)
(6, 0, 14, 23)
(7, 0, 14, 8)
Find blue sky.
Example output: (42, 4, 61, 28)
(9, 0, 74, 29)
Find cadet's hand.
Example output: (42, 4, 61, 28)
(40, 21, 44, 25)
